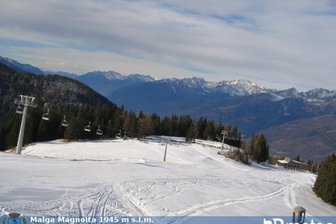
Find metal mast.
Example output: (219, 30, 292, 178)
(14, 95, 37, 154)
(221, 130, 228, 151)
(163, 137, 169, 162)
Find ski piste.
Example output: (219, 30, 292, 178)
(1, 138, 335, 221)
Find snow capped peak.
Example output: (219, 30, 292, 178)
(102, 71, 124, 80)
(160, 77, 207, 88)
(211, 78, 269, 96)
(274, 88, 303, 99)
(181, 77, 207, 88)
(127, 74, 155, 82)
(82, 71, 124, 80)
(226, 78, 253, 85)
(82, 71, 155, 82)
(158, 77, 270, 96)
(304, 88, 336, 99)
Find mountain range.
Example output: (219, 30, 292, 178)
(1, 56, 336, 161)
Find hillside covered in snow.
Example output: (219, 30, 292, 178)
(0, 138, 335, 221)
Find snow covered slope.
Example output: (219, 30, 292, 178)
(0, 139, 335, 218)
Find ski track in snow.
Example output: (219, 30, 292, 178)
(1, 178, 299, 217)
(169, 183, 294, 217)
(1, 139, 335, 217)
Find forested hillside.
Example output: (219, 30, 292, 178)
(0, 63, 112, 123)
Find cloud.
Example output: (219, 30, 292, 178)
(0, 0, 335, 90)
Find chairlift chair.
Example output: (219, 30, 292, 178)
(116, 129, 122, 139)
(96, 125, 103, 136)
(84, 121, 91, 132)
(42, 108, 50, 121)
(16, 104, 24, 114)
(61, 115, 69, 127)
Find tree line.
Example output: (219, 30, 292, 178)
(227, 134, 270, 165)
(0, 104, 243, 151)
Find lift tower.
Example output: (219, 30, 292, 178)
(14, 95, 37, 154)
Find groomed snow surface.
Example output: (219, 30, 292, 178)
(0, 138, 335, 219)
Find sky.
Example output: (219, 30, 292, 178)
(0, 0, 335, 91)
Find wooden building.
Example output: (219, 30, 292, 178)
(277, 157, 310, 172)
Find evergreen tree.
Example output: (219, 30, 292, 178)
(248, 135, 256, 156)
(196, 117, 207, 139)
(250, 134, 269, 163)
(186, 122, 197, 142)
(314, 154, 336, 206)
(36, 119, 51, 141)
(161, 117, 172, 136)
(4, 117, 20, 149)
(203, 121, 215, 140)
(137, 114, 154, 137)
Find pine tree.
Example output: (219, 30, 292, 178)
(186, 123, 197, 142)
(137, 114, 154, 137)
(4, 117, 20, 149)
(314, 154, 336, 206)
(196, 117, 207, 139)
(251, 134, 269, 163)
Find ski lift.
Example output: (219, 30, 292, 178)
(84, 121, 91, 132)
(16, 104, 24, 114)
(116, 129, 122, 139)
(41, 103, 50, 121)
(61, 115, 69, 127)
(96, 125, 103, 136)
(42, 109, 49, 121)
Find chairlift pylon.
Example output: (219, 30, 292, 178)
(96, 125, 103, 136)
(61, 115, 69, 127)
(84, 121, 91, 132)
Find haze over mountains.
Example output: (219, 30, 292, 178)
(1, 56, 336, 161)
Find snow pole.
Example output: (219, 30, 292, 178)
(163, 137, 169, 162)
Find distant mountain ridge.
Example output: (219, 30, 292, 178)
(77, 71, 155, 95)
(0, 56, 44, 75)
(2, 56, 336, 100)
(2, 56, 336, 161)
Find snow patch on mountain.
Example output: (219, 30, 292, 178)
(304, 88, 336, 100)
(82, 71, 155, 82)
(210, 78, 269, 96)
(82, 71, 124, 80)
(128, 74, 155, 82)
